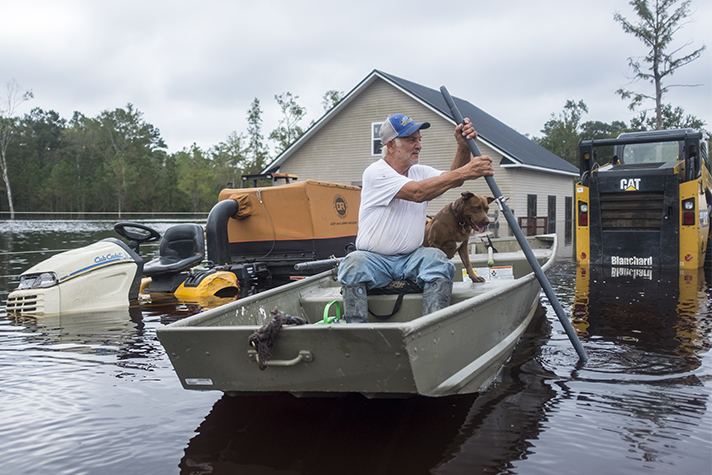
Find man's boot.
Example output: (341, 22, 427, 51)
(342, 283, 368, 323)
(422, 279, 453, 316)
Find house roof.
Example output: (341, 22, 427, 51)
(262, 70, 579, 176)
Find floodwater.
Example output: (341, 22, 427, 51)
(1, 220, 710, 475)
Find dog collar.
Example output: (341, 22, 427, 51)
(451, 203, 468, 233)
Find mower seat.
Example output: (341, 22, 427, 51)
(143, 224, 205, 277)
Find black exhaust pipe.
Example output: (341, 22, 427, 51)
(206, 199, 239, 265)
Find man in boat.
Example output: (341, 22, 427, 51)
(338, 113, 494, 322)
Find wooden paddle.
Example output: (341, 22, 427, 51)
(441, 86, 589, 363)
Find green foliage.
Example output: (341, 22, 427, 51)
(0, 101, 260, 214)
(246, 98, 268, 174)
(0, 86, 351, 215)
(212, 131, 249, 189)
(47, 160, 77, 210)
(629, 103, 708, 131)
(533, 100, 589, 165)
(176, 144, 214, 213)
(268, 92, 307, 153)
(534, 93, 708, 164)
(322, 90, 344, 112)
(60, 112, 104, 212)
(8, 108, 65, 211)
(93, 104, 167, 213)
(579, 120, 629, 140)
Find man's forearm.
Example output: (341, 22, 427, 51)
(451, 144, 472, 170)
(394, 169, 468, 203)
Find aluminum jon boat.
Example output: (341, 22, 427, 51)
(156, 234, 556, 398)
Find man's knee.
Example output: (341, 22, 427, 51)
(413, 246, 451, 268)
(418, 246, 448, 261)
(412, 247, 455, 282)
(338, 251, 373, 284)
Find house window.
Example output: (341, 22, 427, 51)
(548, 195, 556, 233)
(527, 194, 537, 217)
(372, 122, 383, 156)
(517, 194, 543, 236)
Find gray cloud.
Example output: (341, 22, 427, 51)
(2, 0, 709, 153)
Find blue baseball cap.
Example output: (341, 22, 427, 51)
(379, 114, 431, 143)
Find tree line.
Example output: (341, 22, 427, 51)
(0, 90, 342, 217)
(0, 0, 706, 216)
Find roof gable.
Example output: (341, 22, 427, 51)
(377, 71, 578, 175)
(263, 70, 578, 176)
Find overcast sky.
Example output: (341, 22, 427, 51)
(2, 0, 710, 154)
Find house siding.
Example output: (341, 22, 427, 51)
(511, 169, 573, 221)
(509, 167, 575, 255)
(277, 78, 511, 217)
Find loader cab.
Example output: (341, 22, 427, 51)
(580, 129, 709, 182)
(614, 129, 708, 181)
(617, 139, 679, 165)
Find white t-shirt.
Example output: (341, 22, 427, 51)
(356, 159, 442, 255)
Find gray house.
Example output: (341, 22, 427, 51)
(262, 70, 579, 244)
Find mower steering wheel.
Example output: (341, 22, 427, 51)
(114, 222, 161, 245)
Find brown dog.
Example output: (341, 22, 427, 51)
(424, 192, 495, 283)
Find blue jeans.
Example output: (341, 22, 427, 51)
(337, 247, 455, 290)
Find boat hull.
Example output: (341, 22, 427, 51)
(157, 235, 556, 398)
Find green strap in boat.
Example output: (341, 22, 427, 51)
(318, 300, 342, 324)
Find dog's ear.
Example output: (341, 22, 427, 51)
(486, 196, 496, 204)
(461, 191, 475, 200)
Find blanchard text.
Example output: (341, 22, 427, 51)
(610, 255, 653, 266)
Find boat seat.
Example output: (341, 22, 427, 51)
(299, 287, 419, 323)
(143, 224, 205, 277)
(299, 282, 487, 323)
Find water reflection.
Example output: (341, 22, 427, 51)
(183, 393, 479, 475)
(534, 262, 712, 474)
(572, 265, 711, 372)
(6, 308, 156, 367)
(432, 304, 556, 474)
(1, 307, 217, 475)
(180, 308, 559, 475)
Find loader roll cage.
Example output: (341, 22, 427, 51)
(579, 129, 710, 185)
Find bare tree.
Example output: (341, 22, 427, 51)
(0, 80, 33, 219)
(614, 0, 706, 130)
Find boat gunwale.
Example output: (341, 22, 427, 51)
(156, 234, 557, 335)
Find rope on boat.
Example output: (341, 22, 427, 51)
(248, 307, 307, 370)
